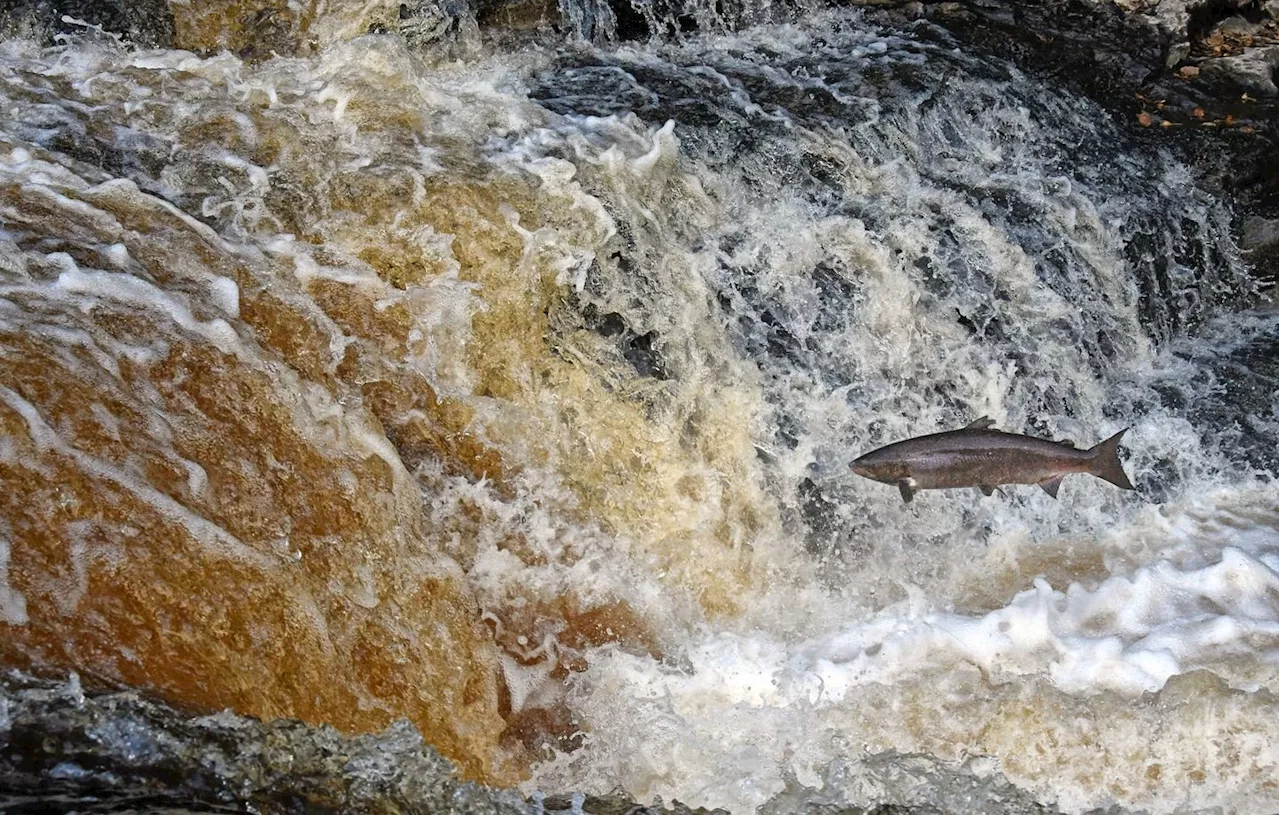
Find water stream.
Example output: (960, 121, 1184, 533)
(0, 5, 1275, 813)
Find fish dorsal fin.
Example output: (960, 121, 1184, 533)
(978, 485, 995, 496)
(898, 480, 916, 503)
(964, 416, 996, 430)
(1039, 474, 1064, 499)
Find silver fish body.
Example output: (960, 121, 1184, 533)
(850, 417, 1135, 502)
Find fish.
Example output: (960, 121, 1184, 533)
(849, 417, 1136, 503)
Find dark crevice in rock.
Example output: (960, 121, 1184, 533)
(1187, 0, 1274, 46)
(578, 301, 672, 380)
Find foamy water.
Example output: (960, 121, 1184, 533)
(530, 487, 1277, 813)
(0, 7, 1274, 814)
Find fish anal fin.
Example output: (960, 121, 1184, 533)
(898, 480, 916, 503)
(1039, 474, 1064, 499)
(964, 416, 996, 430)
(979, 485, 995, 496)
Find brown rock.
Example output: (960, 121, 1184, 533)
(169, 0, 400, 58)
(0, 172, 513, 783)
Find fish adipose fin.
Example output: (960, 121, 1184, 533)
(1039, 475, 1064, 498)
(964, 416, 996, 430)
(1088, 428, 1136, 490)
(898, 481, 915, 503)
(979, 485, 995, 496)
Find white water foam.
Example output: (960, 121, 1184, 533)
(529, 487, 1278, 814)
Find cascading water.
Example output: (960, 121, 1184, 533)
(0, 3, 1274, 814)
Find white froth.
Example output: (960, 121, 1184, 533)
(0, 532, 28, 626)
(532, 493, 1278, 813)
(52, 264, 241, 353)
(206, 275, 241, 317)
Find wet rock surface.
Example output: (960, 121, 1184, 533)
(0, 0, 173, 46)
(0, 671, 1072, 815)
(0, 671, 633, 815)
(1148, 310, 1280, 479)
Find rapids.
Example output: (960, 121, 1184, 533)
(0, 2, 1275, 813)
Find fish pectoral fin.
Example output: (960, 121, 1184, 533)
(1039, 475, 1064, 499)
(979, 485, 996, 496)
(964, 416, 996, 430)
(898, 480, 916, 503)
(1054, 438, 1075, 447)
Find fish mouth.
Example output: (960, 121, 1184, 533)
(849, 460, 873, 479)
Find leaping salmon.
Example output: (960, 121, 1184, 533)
(850, 417, 1136, 503)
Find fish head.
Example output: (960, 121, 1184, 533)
(849, 449, 908, 483)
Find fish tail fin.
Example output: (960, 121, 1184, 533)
(1087, 428, 1135, 491)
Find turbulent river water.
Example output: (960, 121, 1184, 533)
(0, 3, 1275, 813)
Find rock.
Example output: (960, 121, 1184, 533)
(1140, 0, 1195, 40)
(1215, 14, 1258, 35)
(1199, 48, 1280, 98)
(0, 671, 525, 814)
(168, 0, 402, 58)
(0, 669, 1074, 814)
(0, 0, 174, 46)
(0, 93, 514, 783)
(1240, 216, 1279, 283)
(0, 670, 725, 815)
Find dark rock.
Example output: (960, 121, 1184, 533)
(0, 670, 723, 815)
(1240, 215, 1279, 285)
(0, 670, 1079, 815)
(1198, 47, 1279, 97)
(0, 0, 174, 46)
(1155, 310, 1279, 474)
